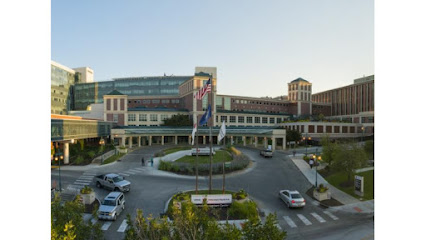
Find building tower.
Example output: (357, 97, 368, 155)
(288, 78, 312, 117)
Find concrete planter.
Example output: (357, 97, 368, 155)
(313, 189, 330, 201)
(80, 192, 96, 205)
(118, 148, 128, 154)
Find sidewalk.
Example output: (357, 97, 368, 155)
(289, 154, 360, 205)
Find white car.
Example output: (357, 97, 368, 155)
(260, 149, 273, 158)
(278, 190, 306, 208)
(98, 192, 125, 221)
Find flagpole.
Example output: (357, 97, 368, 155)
(195, 125, 199, 194)
(208, 75, 213, 194)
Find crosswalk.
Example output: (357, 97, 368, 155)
(118, 167, 147, 177)
(67, 172, 97, 191)
(84, 214, 128, 233)
(282, 211, 339, 228)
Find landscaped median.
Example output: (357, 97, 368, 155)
(324, 170, 374, 200)
(101, 152, 125, 165)
(158, 146, 250, 175)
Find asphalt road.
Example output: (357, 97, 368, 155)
(51, 145, 373, 240)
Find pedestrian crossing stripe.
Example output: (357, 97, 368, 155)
(123, 171, 136, 175)
(323, 211, 339, 220)
(119, 173, 130, 176)
(75, 179, 92, 183)
(117, 220, 128, 232)
(78, 176, 94, 180)
(83, 172, 97, 176)
(73, 182, 90, 185)
(91, 218, 98, 225)
(310, 212, 326, 223)
(134, 168, 145, 171)
(127, 169, 143, 173)
(67, 184, 83, 190)
(297, 214, 312, 225)
(101, 221, 112, 231)
(283, 216, 297, 228)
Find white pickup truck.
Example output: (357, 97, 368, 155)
(94, 173, 131, 192)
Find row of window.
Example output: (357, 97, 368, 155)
(217, 116, 282, 124)
(232, 99, 289, 106)
(128, 99, 180, 104)
(290, 84, 311, 91)
(128, 114, 172, 122)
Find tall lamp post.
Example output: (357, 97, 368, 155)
(361, 126, 365, 143)
(54, 143, 64, 192)
(99, 138, 105, 164)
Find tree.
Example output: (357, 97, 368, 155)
(320, 135, 337, 168)
(286, 129, 301, 143)
(125, 201, 286, 240)
(364, 140, 374, 160)
(162, 114, 192, 126)
(332, 143, 368, 185)
(51, 194, 103, 240)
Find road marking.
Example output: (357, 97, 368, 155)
(297, 214, 312, 225)
(78, 176, 94, 180)
(323, 211, 339, 220)
(101, 222, 112, 231)
(134, 167, 146, 171)
(123, 171, 136, 175)
(119, 173, 130, 176)
(83, 214, 92, 222)
(282, 216, 297, 228)
(73, 182, 90, 185)
(75, 179, 92, 183)
(91, 218, 98, 225)
(117, 220, 128, 232)
(310, 212, 326, 223)
(127, 169, 142, 173)
(83, 172, 97, 176)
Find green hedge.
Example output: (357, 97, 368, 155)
(228, 201, 258, 219)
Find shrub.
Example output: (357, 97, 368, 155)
(228, 201, 257, 219)
(119, 146, 126, 150)
(303, 156, 309, 161)
(75, 156, 84, 165)
(80, 186, 93, 194)
(88, 151, 96, 159)
(233, 189, 248, 200)
(317, 184, 329, 193)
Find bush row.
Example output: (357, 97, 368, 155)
(159, 152, 250, 175)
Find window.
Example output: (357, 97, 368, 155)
(255, 117, 260, 123)
(221, 116, 227, 123)
(128, 114, 136, 121)
(139, 114, 147, 121)
(269, 118, 275, 124)
(277, 118, 282, 123)
(161, 114, 168, 121)
(230, 116, 236, 123)
(152, 100, 160, 104)
(246, 117, 253, 123)
(262, 117, 268, 124)
(150, 114, 158, 122)
(143, 100, 150, 104)
(113, 114, 118, 122)
(162, 99, 170, 104)
(238, 116, 244, 123)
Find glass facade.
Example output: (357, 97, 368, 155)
(73, 76, 192, 110)
(51, 64, 80, 114)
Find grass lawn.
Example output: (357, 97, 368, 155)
(163, 146, 191, 155)
(175, 150, 232, 164)
(325, 170, 374, 200)
(102, 153, 125, 165)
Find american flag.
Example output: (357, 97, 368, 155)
(194, 78, 211, 100)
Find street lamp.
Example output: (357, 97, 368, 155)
(361, 126, 365, 143)
(54, 143, 63, 192)
(99, 138, 105, 164)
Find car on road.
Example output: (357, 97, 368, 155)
(94, 173, 131, 192)
(260, 149, 273, 158)
(278, 190, 306, 208)
(98, 192, 125, 221)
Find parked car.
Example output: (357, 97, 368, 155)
(260, 149, 273, 158)
(278, 190, 306, 208)
(98, 192, 125, 221)
(94, 173, 131, 192)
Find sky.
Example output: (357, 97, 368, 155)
(52, 0, 374, 97)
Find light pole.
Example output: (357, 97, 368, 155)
(54, 143, 63, 192)
(99, 138, 105, 164)
(316, 156, 322, 188)
(302, 136, 306, 156)
(361, 126, 365, 143)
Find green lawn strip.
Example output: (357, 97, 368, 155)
(163, 146, 191, 155)
(102, 153, 125, 165)
(325, 170, 374, 200)
(175, 150, 232, 164)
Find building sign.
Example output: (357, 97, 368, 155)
(354, 175, 364, 197)
(191, 194, 232, 205)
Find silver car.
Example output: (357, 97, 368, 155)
(260, 149, 273, 158)
(279, 190, 306, 208)
(98, 192, 125, 221)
